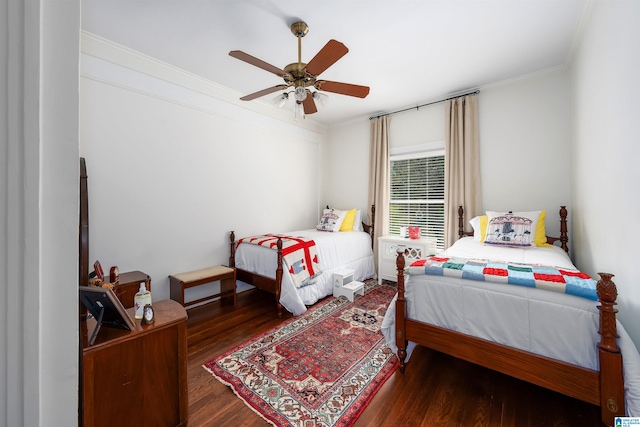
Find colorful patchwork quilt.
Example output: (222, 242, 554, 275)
(238, 234, 322, 288)
(407, 256, 598, 300)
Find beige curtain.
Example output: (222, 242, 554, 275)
(368, 116, 390, 266)
(444, 94, 481, 248)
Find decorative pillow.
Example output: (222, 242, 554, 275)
(316, 209, 347, 232)
(484, 211, 541, 247)
(340, 208, 357, 231)
(352, 210, 364, 232)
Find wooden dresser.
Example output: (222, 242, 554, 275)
(80, 299, 188, 427)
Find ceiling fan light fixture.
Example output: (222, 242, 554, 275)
(294, 86, 307, 102)
(273, 92, 288, 108)
(312, 91, 328, 107)
(294, 101, 305, 120)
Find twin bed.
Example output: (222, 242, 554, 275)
(228, 204, 639, 425)
(229, 206, 377, 316)
(381, 206, 640, 426)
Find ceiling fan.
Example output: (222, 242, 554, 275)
(229, 21, 370, 117)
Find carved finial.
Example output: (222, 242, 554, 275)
(597, 272, 617, 304)
(597, 272, 619, 353)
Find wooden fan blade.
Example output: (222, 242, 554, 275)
(229, 50, 287, 77)
(316, 81, 370, 98)
(303, 94, 317, 115)
(305, 40, 349, 77)
(240, 85, 288, 101)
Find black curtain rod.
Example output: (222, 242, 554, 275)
(369, 89, 480, 120)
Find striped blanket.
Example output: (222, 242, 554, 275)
(407, 256, 598, 300)
(238, 234, 322, 288)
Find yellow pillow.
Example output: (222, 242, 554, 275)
(534, 210, 549, 247)
(479, 215, 488, 242)
(340, 209, 357, 232)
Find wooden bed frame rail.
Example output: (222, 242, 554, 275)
(398, 206, 625, 426)
(229, 205, 375, 317)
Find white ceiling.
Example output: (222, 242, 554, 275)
(81, 0, 587, 126)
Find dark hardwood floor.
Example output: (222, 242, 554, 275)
(186, 287, 602, 426)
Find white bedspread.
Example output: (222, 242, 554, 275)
(235, 229, 376, 316)
(381, 237, 640, 416)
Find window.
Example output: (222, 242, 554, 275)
(389, 150, 445, 251)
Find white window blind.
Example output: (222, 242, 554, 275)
(389, 151, 445, 251)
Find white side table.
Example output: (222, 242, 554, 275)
(378, 236, 434, 284)
(333, 269, 364, 302)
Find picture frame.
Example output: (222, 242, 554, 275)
(80, 286, 135, 345)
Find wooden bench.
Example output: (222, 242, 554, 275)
(169, 265, 236, 308)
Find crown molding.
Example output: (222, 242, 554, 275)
(80, 31, 327, 139)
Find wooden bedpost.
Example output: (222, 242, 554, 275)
(458, 206, 465, 239)
(362, 205, 376, 248)
(596, 272, 625, 426)
(370, 204, 375, 248)
(229, 231, 236, 268)
(395, 248, 408, 373)
(275, 237, 284, 317)
(559, 206, 568, 253)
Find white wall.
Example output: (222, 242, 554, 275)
(569, 0, 640, 346)
(323, 120, 370, 215)
(80, 37, 328, 303)
(479, 70, 571, 238)
(2, 1, 80, 426)
(41, 2, 81, 424)
(325, 69, 572, 239)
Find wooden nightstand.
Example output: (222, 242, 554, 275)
(378, 236, 435, 284)
(113, 271, 151, 309)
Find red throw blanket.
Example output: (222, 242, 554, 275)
(238, 234, 322, 288)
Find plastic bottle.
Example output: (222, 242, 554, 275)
(134, 283, 151, 319)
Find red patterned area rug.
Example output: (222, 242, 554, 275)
(203, 281, 398, 427)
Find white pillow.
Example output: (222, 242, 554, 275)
(484, 210, 541, 247)
(353, 210, 364, 232)
(316, 209, 347, 232)
(469, 216, 481, 241)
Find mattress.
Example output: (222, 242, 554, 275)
(235, 229, 376, 316)
(381, 237, 640, 416)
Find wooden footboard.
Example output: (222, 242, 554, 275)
(229, 231, 284, 317)
(396, 208, 625, 426)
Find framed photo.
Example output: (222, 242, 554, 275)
(80, 286, 135, 331)
(142, 304, 155, 324)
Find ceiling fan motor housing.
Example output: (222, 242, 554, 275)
(290, 21, 309, 38)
